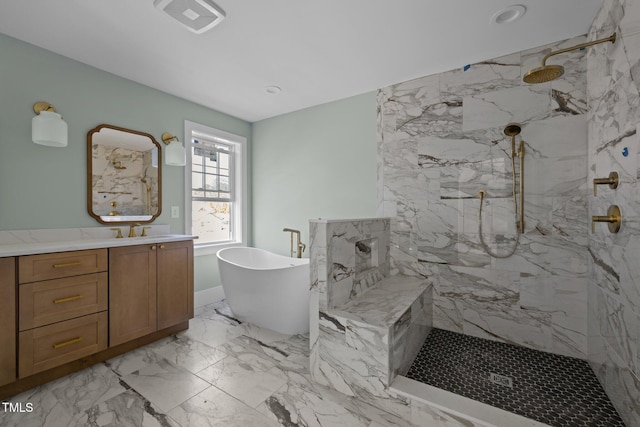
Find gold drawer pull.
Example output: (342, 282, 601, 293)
(53, 295, 84, 304)
(159, 244, 165, 249)
(52, 337, 83, 349)
(52, 261, 82, 269)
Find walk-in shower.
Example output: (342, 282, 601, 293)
(405, 328, 625, 426)
(477, 123, 524, 258)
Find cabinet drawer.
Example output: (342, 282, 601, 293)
(19, 272, 108, 330)
(18, 311, 108, 378)
(19, 249, 107, 284)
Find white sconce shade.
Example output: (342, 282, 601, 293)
(162, 132, 186, 166)
(32, 102, 68, 147)
(151, 146, 159, 168)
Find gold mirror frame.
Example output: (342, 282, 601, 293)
(87, 124, 162, 224)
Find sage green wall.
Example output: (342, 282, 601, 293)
(0, 33, 376, 294)
(0, 34, 251, 293)
(252, 92, 377, 256)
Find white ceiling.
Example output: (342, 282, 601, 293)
(0, 1, 603, 123)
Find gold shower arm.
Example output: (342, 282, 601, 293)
(540, 33, 616, 67)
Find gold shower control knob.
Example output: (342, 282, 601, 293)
(593, 172, 619, 196)
(591, 205, 621, 233)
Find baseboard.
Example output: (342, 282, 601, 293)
(194, 286, 226, 308)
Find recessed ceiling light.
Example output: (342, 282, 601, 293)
(265, 86, 282, 94)
(491, 5, 526, 24)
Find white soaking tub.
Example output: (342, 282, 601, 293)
(216, 247, 310, 334)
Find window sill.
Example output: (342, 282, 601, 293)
(194, 241, 245, 257)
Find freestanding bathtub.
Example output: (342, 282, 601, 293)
(216, 247, 310, 335)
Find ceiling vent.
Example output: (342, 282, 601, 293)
(154, 0, 226, 34)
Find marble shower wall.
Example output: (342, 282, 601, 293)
(587, 0, 640, 425)
(309, 218, 390, 314)
(309, 218, 391, 395)
(309, 218, 433, 419)
(378, 36, 591, 359)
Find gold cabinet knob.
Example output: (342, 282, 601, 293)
(151, 245, 157, 251)
(159, 244, 165, 249)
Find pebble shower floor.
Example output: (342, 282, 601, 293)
(405, 328, 624, 426)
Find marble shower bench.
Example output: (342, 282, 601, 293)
(330, 276, 432, 387)
(309, 218, 433, 401)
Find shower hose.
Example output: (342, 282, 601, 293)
(477, 153, 520, 258)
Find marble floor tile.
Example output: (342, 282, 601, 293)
(106, 334, 227, 377)
(106, 340, 169, 376)
(2, 300, 479, 427)
(120, 358, 211, 413)
(0, 363, 127, 427)
(153, 334, 228, 375)
(195, 300, 242, 326)
(196, 353, 288, 408)
(256, 359, 411, 427)
(181, 315, 244, 348)
(168, 385, 279, 427)
(0, 394, 74, 427)
(69, 388, 180, 427)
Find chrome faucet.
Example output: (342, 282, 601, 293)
(283, 228, 306, 258)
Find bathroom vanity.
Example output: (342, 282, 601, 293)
(0, 226, 193, 399)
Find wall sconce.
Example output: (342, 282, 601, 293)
(161, 132, 186, 166)
(151, 146, 159, 168)
(32, 102, 68, 147)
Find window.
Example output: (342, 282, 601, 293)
(184, 121, 247, 254)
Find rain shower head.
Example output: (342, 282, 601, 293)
(523, 64, 565, 84)
(523, 33, 616, 84)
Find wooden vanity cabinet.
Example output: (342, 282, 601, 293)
(0, 257, 16, 387)
(17, 249, 108, 378)
(0, 239, 193, 399)
(157, 240, 194, 329)
(109, 244, 157, 346)
(109, 240, 193, 346)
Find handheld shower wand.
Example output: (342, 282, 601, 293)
(477, 124, 525, 258)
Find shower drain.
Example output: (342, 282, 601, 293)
(405, 328, 625, 426)
(489, 372, 512, 388)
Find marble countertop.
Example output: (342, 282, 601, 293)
(0, 225, 193, 257)
(332, 275, 430, 328)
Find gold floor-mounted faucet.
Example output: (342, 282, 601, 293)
(283, 228, 306, 258)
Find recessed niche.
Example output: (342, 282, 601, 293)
(355, 238, 378, 274)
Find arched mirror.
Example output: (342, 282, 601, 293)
(87, 124, 162, 224)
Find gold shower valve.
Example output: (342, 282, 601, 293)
(591, 205, 621, 233)
(593, 172, 619, 196)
